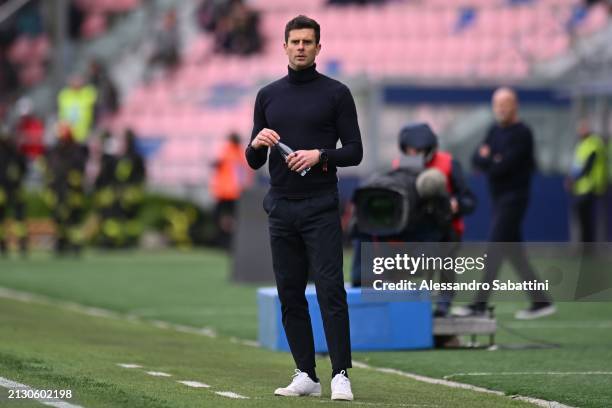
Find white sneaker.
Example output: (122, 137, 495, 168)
(515, 303, 557, 320)
(331, 370, 353, 401)
(274, 369, 321, 397)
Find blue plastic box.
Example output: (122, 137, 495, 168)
(257, 285, 433, 352)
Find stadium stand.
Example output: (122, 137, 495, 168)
(107, 0, 609, 188)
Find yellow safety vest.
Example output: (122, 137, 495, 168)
(57, 85, 98, 143)
(572, 134, 608, 196)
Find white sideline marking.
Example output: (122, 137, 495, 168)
(116, 363, 142, 369)
(146, 371, 172, 377)
(0, 377, 84, 408)
(505, 321, 612, 329)
(151, 320, 171, 329)
(444, 371, 612, 380)
(172, 324, 216, 338)
(352, 361, 575, 408)
(177, 381, 210, 388)
(0, 287, 217, 338)
(215, 391, 249, 399)
(229, 337, 260, 347)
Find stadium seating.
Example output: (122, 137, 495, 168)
(111, 0, 610, 187)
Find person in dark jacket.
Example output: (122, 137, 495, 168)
(44, 122, 88, 255)
(96, 129, 146, 248)
(455, 87, 555, 320)
(0, 127, 28, 256)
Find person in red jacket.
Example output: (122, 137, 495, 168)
(15, 98, 45, 161)
(395, 123, 476, 316)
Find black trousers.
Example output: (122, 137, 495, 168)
(264, 191, 352, 372)
(573, 193, 595, 243)
(475, 193, 550, 305)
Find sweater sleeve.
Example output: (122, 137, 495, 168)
(450, 159, 476, 216)
(487, 127, 533, 178)
(245, 90, 269, 170)
(326, 85, 363, 167)
(471, 127, 494, 171)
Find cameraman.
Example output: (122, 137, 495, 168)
(397, 123, 475, 316)
(351, 123, 475, 317)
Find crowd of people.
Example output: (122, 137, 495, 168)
(196, 0, 262, 56)
(0, 53, 137, 256)
(0, 119, 146, 256)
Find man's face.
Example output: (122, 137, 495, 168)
(492, 90, 518, 126)
(284, 28, 320, 71)
(577, 121, 590, 139)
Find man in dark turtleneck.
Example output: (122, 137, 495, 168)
(245, 15, 362, 401)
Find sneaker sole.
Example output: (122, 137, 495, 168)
(331, 393, 354, 401)
(515, 306, 557, 320)
(274, 390, 321, 397)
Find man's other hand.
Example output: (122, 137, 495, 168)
(479, 144, 491, 158)
(287, 149, 320, 173)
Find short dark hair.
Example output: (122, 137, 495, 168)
(285, 15, 320, 44)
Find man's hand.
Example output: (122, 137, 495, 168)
(251, 128, 280, 149)
(450, 197, 459, 214)
(286, 150, 320, 173)
(479, 144, 491, 158)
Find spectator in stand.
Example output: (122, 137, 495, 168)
(583, 0, 612, 16)
(214, 0, 262, 56)
(147, 8, 180, 78)
(68, 1, 86, 40)
(196, 0, 232, 33)
(87, 59, 119, 122)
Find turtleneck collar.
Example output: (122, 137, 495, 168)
(287, 63, 319, 84)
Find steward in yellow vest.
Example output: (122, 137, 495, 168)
(569, 124, 608, 242)
(57, 76, 98, 143)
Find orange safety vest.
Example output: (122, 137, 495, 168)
(209, 143, 253, 201)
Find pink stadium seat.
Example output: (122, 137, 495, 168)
(19, 63, 45, 87)
(576, 4, 609, 36)
(81, 12, 108, 39)
(7, 36, 30, 64)
(31, 35, 51, 62)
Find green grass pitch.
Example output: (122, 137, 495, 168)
(0, 250, 610, 407)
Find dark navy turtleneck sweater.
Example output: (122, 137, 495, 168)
(245, 63, 363, 198)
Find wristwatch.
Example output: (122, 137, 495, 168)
(319, 149, 329, 172)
